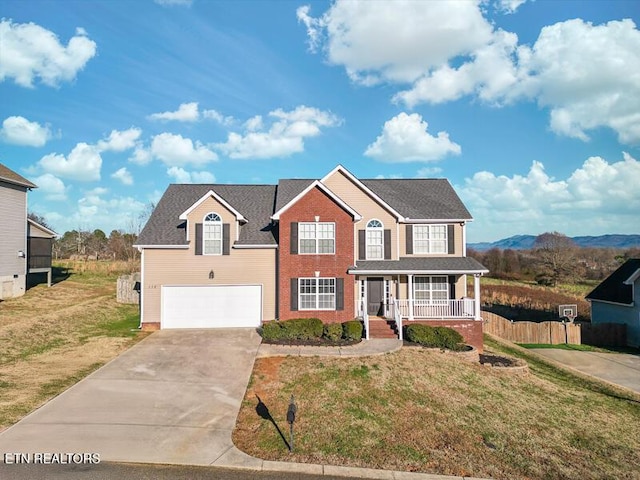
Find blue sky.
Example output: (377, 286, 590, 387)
(1, 0, 639, 242)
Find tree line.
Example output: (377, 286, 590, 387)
(469, 231, 640, 286)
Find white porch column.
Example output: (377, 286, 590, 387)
(473, 274, 481, 321)
(408, 274, 414, 321)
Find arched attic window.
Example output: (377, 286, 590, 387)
(203, 212, 222, 255)
(366, 219, 384, 259)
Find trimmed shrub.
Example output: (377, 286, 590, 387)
(323, 322, 343, 342)
(342, 320, 363, 341)
(261, 318, 323, 341)
(406, 324, 464, 350)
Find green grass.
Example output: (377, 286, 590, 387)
(518, 343, 605, 352)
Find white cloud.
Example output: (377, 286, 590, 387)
(0, 19, 97, 88)
(202, 109, 234, 126)
(215, 105, 341, 159)
(111, 167, 133, 185)
(166, 166, 215, 184)
(364, 113, 461, 162)
(32, 173, 67, 201)
(516, 19, 640, 144)
(148, 102, 200, 122)
(0, 116, 52, 146)
(129, 145, 152, 165)
(301, 3, 640, 145)
(38, 143, 102, 181)
(151, 132, 217, 166)
(459, 153, 640, 240)
(97, 128, 142, 152)
(496, 0, 529, 14)
(298, 1, 493, 85)
(416, 167, 443, 177)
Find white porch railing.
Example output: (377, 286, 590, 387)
(396, 299, 476, 319)
(392, 298, 403, 340)
(360, 299, 370, 340)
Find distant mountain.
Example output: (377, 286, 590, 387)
(469, 234, 640, 251)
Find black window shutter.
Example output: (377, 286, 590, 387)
(384, 229, 391, 260)
(406, 225, 413, 254)
(290, 278, 298, 311)
(336, 278, 344, 311)
(448, 275, 456, 299)
(358, 230, 366, 260)
(223, 223, 230, 255)
(447, 225, 455, 254)
(195, 223, 203, 255)
(290, 222, 298, 254)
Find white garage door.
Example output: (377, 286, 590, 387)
(161, 285, 262, 329)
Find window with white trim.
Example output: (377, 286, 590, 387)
(203, 212, 222, 255)
(413, 225, 447, 254)
(299, 222, 335, 254)
(299, 278, 336, 310)
(413, 276, 448, 302)
(366, 219, 383, 259)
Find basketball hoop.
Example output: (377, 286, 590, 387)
(558, 304, 577, 323)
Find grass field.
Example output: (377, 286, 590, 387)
(0, 260, 147, 431)
(233, 338, 640, 480)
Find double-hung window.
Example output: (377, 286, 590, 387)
(299, 222, 335, 254)
(413, 225, 447, 254)
(203, 212, 222, 255)
(299, 278, 336, 310)
(414, 276, 448, 302)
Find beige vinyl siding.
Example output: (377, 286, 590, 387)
(187, 195, 238, 248)
(399, 223, 464, 257)
(0, 182, 27, 297)
(142, 246, 277, 324)
(322, 170, 398, 260)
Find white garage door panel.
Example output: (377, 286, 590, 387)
(162, 285, 262, 328)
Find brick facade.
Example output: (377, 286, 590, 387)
(278, 186, 355, 323)
(410, 320, 484, 352)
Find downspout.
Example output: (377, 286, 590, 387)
(137, 247, 144, 329)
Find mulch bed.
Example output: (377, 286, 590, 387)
(479, 353, 521, 367)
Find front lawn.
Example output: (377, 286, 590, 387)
(233, 340, 640, 480)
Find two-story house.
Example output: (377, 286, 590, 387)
(135, 165, 488, 348)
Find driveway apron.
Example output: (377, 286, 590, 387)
(0, 329, 262, 465)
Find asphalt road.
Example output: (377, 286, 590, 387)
(0, 462, 373, 480)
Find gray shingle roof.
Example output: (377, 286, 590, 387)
(350, 257, 489, 273)
(586, 259, 640, 305)
(136, 184, 277, 246)
(0, 163, 37, 189)
(362, 179, 472, 220)
(138, 173, 474, 246)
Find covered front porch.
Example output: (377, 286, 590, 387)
(348, 257, 489, 340)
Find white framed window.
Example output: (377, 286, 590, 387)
(299, 278, 336, 310)
(203, 212, 222, 255)
(414, 276, 449, 302)
(413, 225, 447, 254)
(299, 222, 335, 254)
(366, 219, 384, 259)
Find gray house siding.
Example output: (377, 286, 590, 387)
(590, 278, 640, 348)
(0, 180, 28, 299)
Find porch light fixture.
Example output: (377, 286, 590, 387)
(17, 250, 25, 258)
(314, 215, 320, 222)
(209, 270, 215, 279)
(314, 271, 320, 277)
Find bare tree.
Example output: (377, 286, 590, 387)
(533, 232, 577, 286)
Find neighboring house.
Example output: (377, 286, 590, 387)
(136, 165, 488, 348)
(27, 218, 57, 288)
(586, 259, 640, 347)
(0, 163, 37, 300)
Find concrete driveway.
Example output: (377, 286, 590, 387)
(530, 348, 640, 393)
(0, 329, 262, 465)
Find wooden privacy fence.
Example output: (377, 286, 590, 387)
(482, 311, 580, 344)
(117, 273, 140, 304)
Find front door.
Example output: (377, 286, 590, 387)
(367, 277, 384, 316)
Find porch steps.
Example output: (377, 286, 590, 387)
(367, 317, 398, 339)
